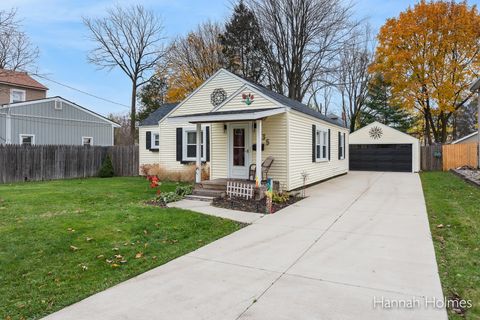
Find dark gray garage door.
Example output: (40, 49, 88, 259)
(349, 144, 412, 172)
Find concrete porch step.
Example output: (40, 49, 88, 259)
(185, 195, 215, 202)
(193, 189, 226, 198)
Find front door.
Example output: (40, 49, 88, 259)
(229, 123, 251, 179)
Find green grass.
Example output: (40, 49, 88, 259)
(421, 172, 480, 319)
(0, 177, 243, 319)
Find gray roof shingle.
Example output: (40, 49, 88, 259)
(139, 103, 178, 126)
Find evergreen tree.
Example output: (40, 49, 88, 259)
(98, 155, 115, 178)
(137, 75, 168, 122)
(219, 1, 266, 82)
(359, 74, 416, 133)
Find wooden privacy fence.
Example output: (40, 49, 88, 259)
(421, 143, 479, 171)
(442, 143, 478, 171)
(0, 145, 139, 184)
(421, 144, 443, 171)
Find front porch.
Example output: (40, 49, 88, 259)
(169, 107, 288, 193)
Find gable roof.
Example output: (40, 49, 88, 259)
(2, 96, 120, 127)
(140, 103, 179, 126)
(451, 131, 478, 144)
(162, 68, 345, 128)
(0, 69, 48, 90)
(239, 77, 345, 127)
(350, 121, 418, 142)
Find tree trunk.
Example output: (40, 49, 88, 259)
(130, 82, 137, 145)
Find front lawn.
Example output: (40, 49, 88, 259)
(0, 177, 243, 319)
(421, 172, 480, 319)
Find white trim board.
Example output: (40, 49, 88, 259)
(167, 107, 287, 124)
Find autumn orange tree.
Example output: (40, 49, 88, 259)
(370, 0, 480, 144)
(163, 22, 225, 102)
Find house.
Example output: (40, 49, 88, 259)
(0, 69, 48, 104)
(451, 132, 478, 144)
(139, 103, 178, 166)
(0, 70, 119, 146)
(139, 68, 349, 191)
(349, 121, 420, 172)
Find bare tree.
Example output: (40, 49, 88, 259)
(0, 8, 39, 71)
(248, 0, 354, 102)
(335, 24, 373, 132)
(84, 5, 165, 143)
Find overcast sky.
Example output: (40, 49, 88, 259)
(1, 0, 477, 116)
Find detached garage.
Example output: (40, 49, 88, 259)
(349, 121, 420, 172)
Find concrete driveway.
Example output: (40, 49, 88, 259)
(45, 172, 447, 320)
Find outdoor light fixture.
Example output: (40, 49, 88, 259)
(223, 124, 227, 133)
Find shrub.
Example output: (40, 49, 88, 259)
(98, 155, 114, 178)
(272, 191, 290, 204)
(140, 164, 210, 182)
(155, 184, 193, 205)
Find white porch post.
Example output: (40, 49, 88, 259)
(256, 119, 262, 183)
(195, 123, 202, 183)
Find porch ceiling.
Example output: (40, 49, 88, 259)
(167, 107, 287, 123)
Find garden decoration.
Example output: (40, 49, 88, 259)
(265, 178, 273, 214)
(242, 93, 255, 105)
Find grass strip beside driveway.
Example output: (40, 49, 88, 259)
(0, 177, 243, 319)
(421, 172, 480, 320)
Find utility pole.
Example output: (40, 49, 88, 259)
(470, 78, 480, 169)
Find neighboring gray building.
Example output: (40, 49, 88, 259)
(451, 132, 478, 145)
(0, 96, 120, 146)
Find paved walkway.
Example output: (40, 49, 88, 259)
(168, 199, 264, 224)
(44, 172, 447, 320)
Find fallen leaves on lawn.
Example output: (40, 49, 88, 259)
(81, 265, 88, 271)
(437, 224, 444, 228)
(112, 247, 119, 251)
(69, 245, 79, 251)
(144, 230, 148, 235)
(97, 255, 104, 259)
(135, 252, 143, 259)
(86, 237, 93, 242)
(67, 228, 75, 232)
(111, 263, 120, 268)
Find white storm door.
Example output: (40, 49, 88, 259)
(228, 123, 251, 179)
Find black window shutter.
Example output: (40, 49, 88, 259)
(206, 126, 210, 162)
(312, 125, 316, 162)
(176, 128, 183, 161)
(146, 131, 151, 150)
(328, 129, 331, 161)
(343, 132, 346, 159)
(338, 131, 341, 159)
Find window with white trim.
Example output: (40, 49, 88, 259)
(82, 137, 93, 146)
(11, 89, 26, 103)
(151, 133, 160, 149)
(339, 133, 345, 160)
(316, 128, 328, 161)
(183, 128, 206, 161)
(20, 134, 34, 146)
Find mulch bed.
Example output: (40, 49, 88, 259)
(144, 199, 167, 207)
(451, 166, 480, 188)
(212, 195, 304, 214)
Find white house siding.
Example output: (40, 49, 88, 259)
(216, 86, 280, 112)
(288, 111, 349, 191)
(349, 122, 420, 172)
(251, 113, 288, 189)
(139, 126, 160, 172)
(210, 122, 228, 180)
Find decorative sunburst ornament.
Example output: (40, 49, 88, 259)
(369, 126, 383, 139)
(242, 93, 255, 105)
(210, 88, 227, 106)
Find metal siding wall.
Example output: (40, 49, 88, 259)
(0, 112, 6, 144)
(7, 101, 114, 146)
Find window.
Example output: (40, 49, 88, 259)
(20, 134, 34, 146)
(316, 128, 328, 161)
(82, 137, 93, 146)
(183, 128, 206, 161)
(151, 133, 160, 149)
(339, 133, 345, 160)
(10, 89, 26, 103)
